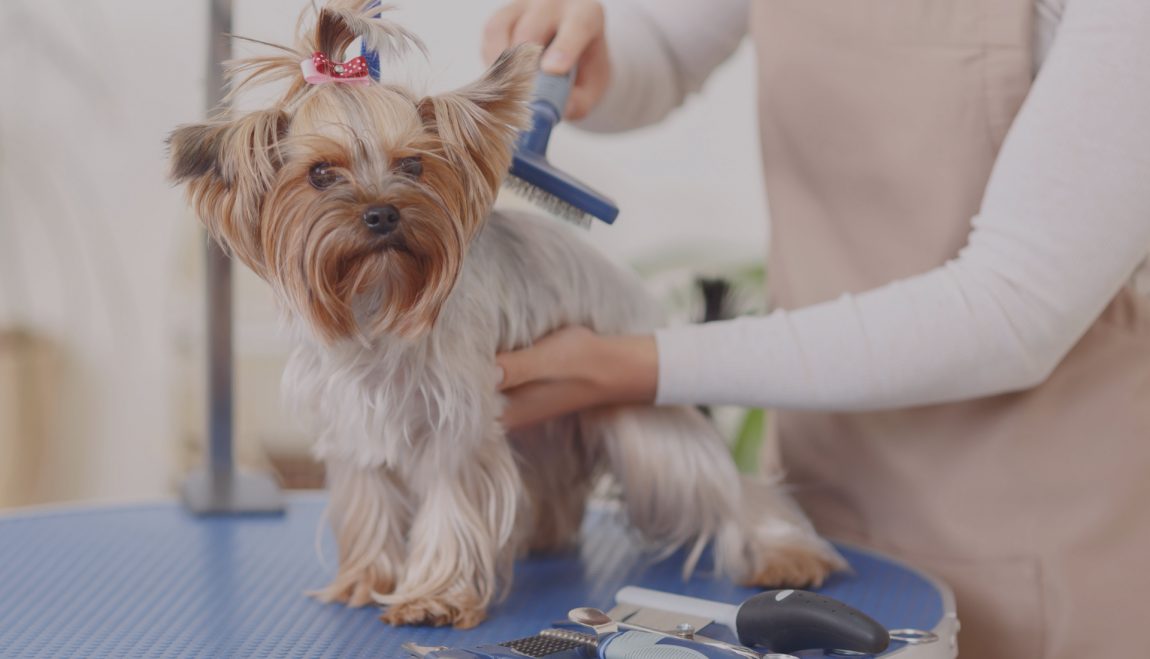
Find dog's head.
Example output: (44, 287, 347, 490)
(169, 1, 537, 342)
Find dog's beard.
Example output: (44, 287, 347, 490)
(260, 178, 466, 343)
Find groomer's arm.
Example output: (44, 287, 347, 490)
(652, 0, 1150, 411)
(482, 0, 749, 127)
(498, 0, 1150, 428)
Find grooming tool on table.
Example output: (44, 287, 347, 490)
(613, 587, 891, 656)
(504, 66, 620, 228)
(402, 629, 592, 659)
(403, 606, 755, 658)
(572, 607, 755, 658)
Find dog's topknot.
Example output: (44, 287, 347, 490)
(223, 1, 427, 109)
(317, 1, 427, 62)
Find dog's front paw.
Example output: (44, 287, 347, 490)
(380, 597, 486, 629)
(744, 543, 846, 589)
(310, 567, 396, 608)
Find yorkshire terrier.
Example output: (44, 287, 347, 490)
(168, 1, 842, 629)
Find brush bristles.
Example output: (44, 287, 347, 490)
(503, 175, 594, 230)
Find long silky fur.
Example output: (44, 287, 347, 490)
(168, 0, 842, 630)
(283, 208, 844, 625)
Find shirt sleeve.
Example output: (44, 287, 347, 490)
(576, 0, 750, 133)
(654, 0, 1150, 410)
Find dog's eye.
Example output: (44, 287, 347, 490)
(308, 162, 340, 189)
(395, 156, 423, 178)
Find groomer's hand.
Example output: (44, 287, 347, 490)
(497, 327, 658, 430)
(482, 0, 610, 120)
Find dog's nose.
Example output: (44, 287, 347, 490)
(363, 204, 401, 235)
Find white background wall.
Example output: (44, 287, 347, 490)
(0, 1, 768, 504)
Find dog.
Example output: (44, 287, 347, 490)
(167, 0, 843, 629)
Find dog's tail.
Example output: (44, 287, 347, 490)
(584, 403, 846, 585)
(583, 404, 741, 577)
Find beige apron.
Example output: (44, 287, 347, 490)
(750, 2, 1150, 657)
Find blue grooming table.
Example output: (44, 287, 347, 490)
(0, 494, 955, 658)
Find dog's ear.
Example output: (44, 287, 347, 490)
(167, 109, 289, 274)
(418, 44, 539, 196)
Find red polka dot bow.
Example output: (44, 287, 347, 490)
(300, 52, 371, 86)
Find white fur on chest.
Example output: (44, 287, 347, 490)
(282, 210, 661, 469)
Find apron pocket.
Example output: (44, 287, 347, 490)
(897, 550, 1046, 659)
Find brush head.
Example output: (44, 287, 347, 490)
(504, 69, 619, 229)
(503, 174, 616, 231)
(506, 137, 619, 228)
(503, 174, 593, 230)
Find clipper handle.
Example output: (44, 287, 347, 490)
(734, 589, 890, 655)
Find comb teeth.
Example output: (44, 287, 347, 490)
(503, 175, 595, 230)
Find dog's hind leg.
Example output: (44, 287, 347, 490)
(726, 473, 847, 588)
(588, 404, 844, 587)
(509, 415, 601, 553)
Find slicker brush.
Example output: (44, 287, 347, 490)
(504, 67, 619, 228)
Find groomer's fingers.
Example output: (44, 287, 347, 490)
(500, 379, 602, 430)
(495, 326, 598, 391)
(495, 346, 545, 392)
(540, 1, 605, 73)
(510, 2, 563, 50)
(497, 331, 657, 430)
(482, 2, 525, 63)
(564, 34, 609, 119)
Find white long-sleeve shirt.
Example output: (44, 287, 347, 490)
(581, 0, 1150, 410)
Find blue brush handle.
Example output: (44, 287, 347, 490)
(363, 0, 382, 80)
(519, 67, 576, 155)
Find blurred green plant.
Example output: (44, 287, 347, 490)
(732, 407, 766, 474)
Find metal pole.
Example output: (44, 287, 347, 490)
(182, 0, 283, 514)
(205, 0, 235, 483)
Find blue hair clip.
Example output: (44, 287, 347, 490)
(361, 0, 382, 81)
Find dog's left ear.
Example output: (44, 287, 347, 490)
(167, 109, 290, 275)
(418, 44, 539, 195)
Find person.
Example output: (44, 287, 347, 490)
(482, 1, 1150, 657)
